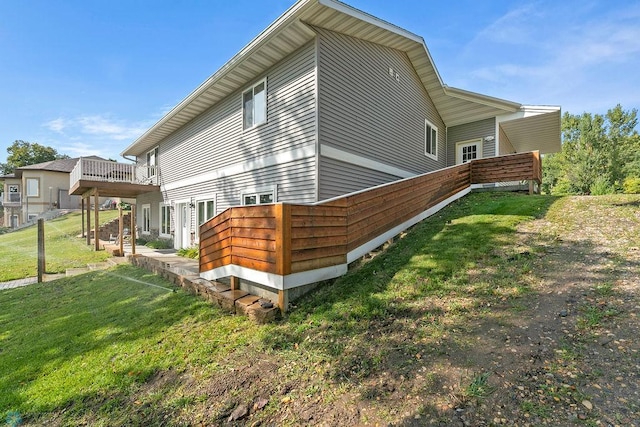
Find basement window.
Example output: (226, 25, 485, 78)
(241, 187, 275, 206)
(243, 78, 267, 130)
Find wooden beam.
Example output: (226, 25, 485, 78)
(230, 276, 239, 291)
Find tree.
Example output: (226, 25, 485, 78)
(0, 140, 69, 175)
(543, 105, 640, 194)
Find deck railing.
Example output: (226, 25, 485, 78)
(200, 151, 541, 291)
(70, 157, 159, 189)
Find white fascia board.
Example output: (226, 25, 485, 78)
(161, 144, 316, 193)
(497, 105, 561, 123)
(346, 186, 471, 263)
(443, 85, 521, 112)
(121, 0, 317, 157)
(320, 145, 416, 179)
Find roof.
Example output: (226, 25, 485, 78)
(122, 0, 560, 157)
(11, 156, 107, 177)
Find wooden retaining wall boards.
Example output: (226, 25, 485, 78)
(200, 151, 541, 310)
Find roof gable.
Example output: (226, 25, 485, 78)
(122, 0, 556, 156)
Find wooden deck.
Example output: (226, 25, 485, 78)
(200, 151, 542, 310)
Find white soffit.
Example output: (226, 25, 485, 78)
(499, 107, 562, 154)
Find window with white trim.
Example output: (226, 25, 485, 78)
(141, 204, 151, 235)
(242, 79, 266, 130)
(146, 147, 158, 178)
(425, 119, 438, 160)
(242, 188, 274, 206)
(26, 178, 39, 197)
(160, 204, 171, 237)
(196, 198, 215, 239)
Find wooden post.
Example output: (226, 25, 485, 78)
(278, 290, 287, 314)
(81, 197, 85, 237)
(37, 219, 45, 283)
(131, 204, 136, 255)
(274, 203, 292, 276)
(94, 191, 100, 251)
(528, 180, 534, 195)
(118, 205, 124, 257)
(86, 196, 91, 246)
(230, 276, 239, 291)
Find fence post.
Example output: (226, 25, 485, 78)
(37, 219, 45, 283)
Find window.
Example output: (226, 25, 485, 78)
(160, 204, 171, 237)
(141, 204, 151, 234)
(7, 185, 20, 203)
(242, 188, 274, 206)
(425, 119, 438, 160)
(27, 214, 38, 221)
(196, 199, 215, 240)
(146, 147, 158, 178)
(243, 79, 266, 130)
(26, 178, 39, 197)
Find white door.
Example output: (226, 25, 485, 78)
(456, 141, 482, 164)
(175, 203, 191, 249)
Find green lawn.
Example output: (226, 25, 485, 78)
(0, 193, 569, 425)
(0, 211, 120, 282)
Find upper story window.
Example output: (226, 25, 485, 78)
(146, 147, 158, 178)
(26, 178, 39, 197)
(243, 78, 266, 130)
(425, 119, 438, 161)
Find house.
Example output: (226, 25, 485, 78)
(112, 0, 559, 250)
(1, 156, 108, 228)
(70, 0, 560, 306)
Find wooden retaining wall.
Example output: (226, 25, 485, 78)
(200, 151, 541, 279)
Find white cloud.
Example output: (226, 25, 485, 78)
(457, 1, 640, 114)
(45, 118, 67, 133)
(76, 115, 148, 140)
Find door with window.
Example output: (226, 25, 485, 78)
(456, 140, 482, 164)
(174, 203, 190, 249)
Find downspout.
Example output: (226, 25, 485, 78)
(445, 127, 448, 166)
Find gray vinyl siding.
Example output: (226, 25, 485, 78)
(446, 118, 496, 166)
(319, 157, 400, 200)
(151, 40, 317, 190)
(316, 27, 446, 198)
(165, 156, 316, 212)
(136, 191, 165, 238)
(135, 41, 317, 244)
(499, 126, 516, 155)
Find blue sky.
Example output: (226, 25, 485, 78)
(1, 0, 639, 163)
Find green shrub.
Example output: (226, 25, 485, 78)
(590, 176, 615, 195)
(177, 246, 199, 259)
(623, 177, 640, 194)
(550, 177, 573, 195)
(145, 238, 173, 249)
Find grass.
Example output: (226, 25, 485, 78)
(0, 192, 562, 424)
(0, 210, 119, 282)
(0, 264, 261, 424)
